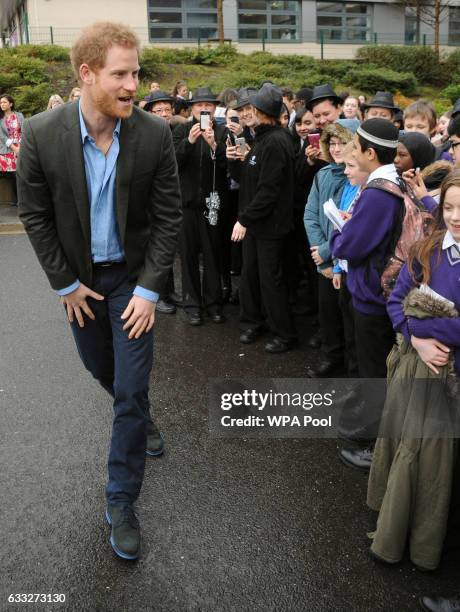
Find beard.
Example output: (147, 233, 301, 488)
(92, 86, 134, 120)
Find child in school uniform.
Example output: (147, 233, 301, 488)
(367, 170, 460, 571)
(330, 118, 402, 469)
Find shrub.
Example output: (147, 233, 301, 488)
(343, 66, 417, 96)
(13, 83, 54, 116)
(440, 83, 460, 104)
(356, 45, 441, 85)
(14, 44, 69, 62)
(316, 61, 352, 80)
(0, 73, 23, 92)
(0, 56, 49, 85)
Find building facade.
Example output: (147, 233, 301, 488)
(2, 0, 460, 59)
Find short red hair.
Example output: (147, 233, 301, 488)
(70, 22, 140, 80)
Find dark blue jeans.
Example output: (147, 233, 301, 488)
(69, 263, 153, 506)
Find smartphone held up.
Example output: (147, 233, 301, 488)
(200, 111, 211, 131)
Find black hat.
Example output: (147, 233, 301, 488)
(452, 97, 460, 118)
(188, 87, 219, 105)
(357, 118, 399, 148)
(307, 84, 343, 110)
(295, 87, 313, 105)
(233, 87, 258, 110)
(249, 83, 283, 118)
(143, 90, 174, 112)
(363, 91, 399, 112)
(399, 132, 436, 171)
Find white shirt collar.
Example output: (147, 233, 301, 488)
(367, 163, 399, 185)
(442, 230, 460, 250)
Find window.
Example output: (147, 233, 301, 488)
(449, 7, 460, 45)
(238, 0, 300, 41)
(404, 6, 418, 44)
(148, 0, 218, 41)
(316, 2, 372, 43)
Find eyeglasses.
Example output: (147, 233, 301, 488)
(329, 141, 344, 150)
(449, 140, 460, 150)
(151, 107, 172, 115)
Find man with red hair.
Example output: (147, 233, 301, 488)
(17, 22, 182, 560)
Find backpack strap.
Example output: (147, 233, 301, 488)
(361, 178, 405, 285)
(363, 178, 405, 200)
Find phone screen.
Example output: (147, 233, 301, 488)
(200, 111, 211, 131)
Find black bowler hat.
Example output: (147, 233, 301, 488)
(233, 87, 258, 110)
(188, 87, 219, 105)
(363, 91, 400, 112)
(306, 84, 343, 110)
(143, 90, 174, 112)
(295, 87, 313, 105)
(249, 83, 283, 118)
(452, 97, 460, 118)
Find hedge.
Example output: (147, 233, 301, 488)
(343, 66, 418, 96)
(355, 45, 441, 86)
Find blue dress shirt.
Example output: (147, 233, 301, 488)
(57, 103, 158, 303)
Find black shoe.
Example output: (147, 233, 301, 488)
(156, 299, 176, 315)
(306, 331, 322, 350)
(185, 311, 203, 326)
(210, 312, 226, 324)
(306, 358, 341, 377)
(240, 328, 263, 344)
(264, 337, 297, 354)
(339, 446, 373, 471)
(421, 595, 460, 612)
(105, 505, 140, 560)
(146, 420, 164, 457)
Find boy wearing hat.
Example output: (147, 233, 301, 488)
(363, 91, 399, 121)
(173, 87, 228, 326)
(330, 118, 401, 469)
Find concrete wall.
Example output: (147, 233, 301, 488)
(27, 0, 151, 45)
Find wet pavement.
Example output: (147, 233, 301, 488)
(1, 235, 458, 612)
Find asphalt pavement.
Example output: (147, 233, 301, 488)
(1, 235, 458, 612)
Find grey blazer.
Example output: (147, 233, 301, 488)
(17, 103, 182, 294)
(0, 111, 24, 155)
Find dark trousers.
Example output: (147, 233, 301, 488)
(317, 272, 344, 363)
(69, 264, 152, 506)
(219, 189, 240, 288)
(0, 171, 17, 203)
(180, 208, 223, 314)
(240, 233, 296, 342)
(351, 308, 396, 440)
(160, 268, 175, 301)
(339, 274, 358, 376)
(354, 309, 395, 378)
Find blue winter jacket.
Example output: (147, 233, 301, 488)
(303, 163, 347, 271)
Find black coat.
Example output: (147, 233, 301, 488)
(237, 123, 295, 239)
(17, 103, 182, 294)
(173, 118, 228, 209)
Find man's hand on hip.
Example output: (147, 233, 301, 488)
(121, 295, 156, 339)
(61, 283, 104, 327)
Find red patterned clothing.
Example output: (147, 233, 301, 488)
(0, 113, 22, 172)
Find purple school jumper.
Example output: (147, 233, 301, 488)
(387, 240, 460, 375)
(330, 187, 401, 316)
